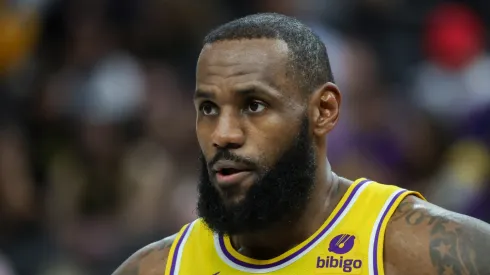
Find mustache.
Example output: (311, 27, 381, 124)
(207, 149, 258, 170)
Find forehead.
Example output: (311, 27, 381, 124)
(196, 39, 290, 88)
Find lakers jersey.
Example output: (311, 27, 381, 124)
(165, 178, 425, 275)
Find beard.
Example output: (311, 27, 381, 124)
(197, 116, 317, 236)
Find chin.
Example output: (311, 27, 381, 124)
(221, 195, 247, 210)
(216, 185, 250, 207)
(213, 174, 257, 200)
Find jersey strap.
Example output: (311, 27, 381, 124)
(370, 188, 426, 275)
(165, 220, 198, 275)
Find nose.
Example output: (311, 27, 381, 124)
(212, 112, 245, 150)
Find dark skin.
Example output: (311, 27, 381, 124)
(112, 39, 490, 275)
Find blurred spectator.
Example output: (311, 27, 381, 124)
(0, 254, 15, 275)
(412, 3, 490, 127)
(0, 1, 39, 77)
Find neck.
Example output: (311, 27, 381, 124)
(230, 159, 344, 260)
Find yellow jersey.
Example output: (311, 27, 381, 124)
(164, 178, 424, 275)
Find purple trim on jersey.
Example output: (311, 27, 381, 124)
(372, 189, 406, 275)
(219, 179, 370, 269)
(170, 223, 192, 275)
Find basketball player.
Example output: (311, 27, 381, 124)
(113, 13, 490, 275)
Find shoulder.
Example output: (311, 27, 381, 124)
(384, 195, 490, 275)
(112, 234, 177, 275)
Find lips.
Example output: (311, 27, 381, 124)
(218, 167, 243, 176)
(212, 160, 251, 174)
(211, 160, 253, 186)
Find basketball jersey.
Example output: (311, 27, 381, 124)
(164, 178, 425, 275)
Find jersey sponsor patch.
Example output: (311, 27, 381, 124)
(315, 234, 363, 274)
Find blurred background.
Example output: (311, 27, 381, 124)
(0, 0, 490, 274)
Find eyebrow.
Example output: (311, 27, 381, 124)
(194, 82, 282, 100)
(194, 90, 215, 100)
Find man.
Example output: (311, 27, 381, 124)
(113, 13, 490, 275)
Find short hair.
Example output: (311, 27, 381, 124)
(203, 13, 334, 95)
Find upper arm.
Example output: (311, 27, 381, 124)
(384, 195, 490, 275)
(112, 234, 177, 275)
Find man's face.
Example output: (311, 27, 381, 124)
(194, 39, 318, 235)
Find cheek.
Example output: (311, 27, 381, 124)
(196, 124, 212, 153)
(248, 117, 299, 164)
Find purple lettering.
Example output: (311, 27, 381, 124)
(353, 260, 362, 268)
(343, 259, 353, 272)
(318, 256, 363, 270)
(316, 257, 325, 268)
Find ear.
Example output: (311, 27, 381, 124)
(309, 82, 341, 137)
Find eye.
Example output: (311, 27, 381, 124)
(245, 100, 267, 114)
(199, 102, 219, 116)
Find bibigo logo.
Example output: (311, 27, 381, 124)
(316, 234, 363, 273)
